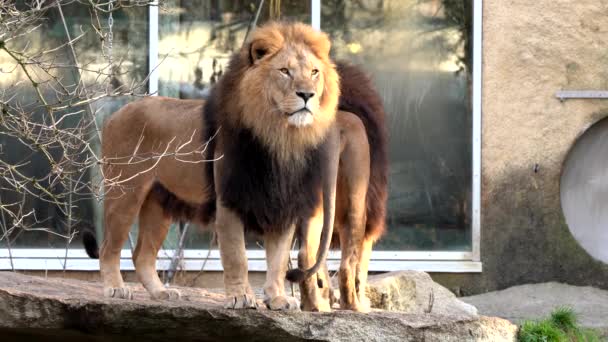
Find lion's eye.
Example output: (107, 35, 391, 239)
(279, 68, 290, 75)
(311, 69, 319, 76)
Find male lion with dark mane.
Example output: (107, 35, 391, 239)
(84, 21, 388, 313)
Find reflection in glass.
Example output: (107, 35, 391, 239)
(0, 3, 149, 249)
(322, 0, 473, 250)
(1, 1, 474, 254)
(158, 0, 310, 100)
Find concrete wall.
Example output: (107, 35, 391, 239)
(434, 0, 608, 295)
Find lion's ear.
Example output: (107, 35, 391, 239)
(249, 40, 270, 64)
(249, 39, 275, 64)
(248, 28, 284, 65)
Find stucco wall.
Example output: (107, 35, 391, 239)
(435, 0, 608, 295)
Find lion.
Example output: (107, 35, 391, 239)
(83, 22, 388, 313)
(85, 22, 340, 311)
(291, 62, 388, 312)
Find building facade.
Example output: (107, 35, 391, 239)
(1, 0, 607, 295)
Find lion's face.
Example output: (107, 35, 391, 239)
(255, 45, 325, 128)
(232, 22, 340, 161)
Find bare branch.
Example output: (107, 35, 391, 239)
(0, 0, 215, 258)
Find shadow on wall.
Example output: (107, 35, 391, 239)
(478, 164, 608, 293)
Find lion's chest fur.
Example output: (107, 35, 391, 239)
(217, 127, 322, 233)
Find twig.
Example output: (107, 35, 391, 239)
(0, 192, 15, 271)
(288, 237, 297, 297)
(165, 221, 189, 286)
(62, 176, 73, 272)
(56, 0, 101, 142)
(425, 288, 435, 313)
(243, 0, 265, 46)
(190, 231, 216, 286)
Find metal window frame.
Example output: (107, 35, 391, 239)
(471, 0, 483, 263)
(0, 0, 483, 273)
(0, 249, 480, 273)
(148, 1, 159, 95)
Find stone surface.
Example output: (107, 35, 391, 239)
(462, 282, 608, 337)
(366, 271, 478, 318)
(0, 272, 517, 341)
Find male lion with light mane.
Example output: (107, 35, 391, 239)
(84, 21, 388, 313)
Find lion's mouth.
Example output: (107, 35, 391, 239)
(286, 109, 313, 127)
(286, 108, 312, 117)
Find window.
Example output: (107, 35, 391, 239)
(323, 0, 474, 251)
(1, 0, 481, 272)
(319, 0, 482, 271)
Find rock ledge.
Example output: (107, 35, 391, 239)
(0, 272, 516, 341)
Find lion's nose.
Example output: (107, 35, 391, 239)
(296, 91, 315, 102)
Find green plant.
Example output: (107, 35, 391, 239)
(517, 307, 602, 342)
(519, 319, 567, 342)
(550, 307, 577, 333)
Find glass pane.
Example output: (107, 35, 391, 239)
(158, 0, 310, 100)
(322, 0, 473, 251)
(157, 0, 311, 250)
(0, 2, 149, 249)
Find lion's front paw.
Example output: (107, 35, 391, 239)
(341, 295, 370, 313)
(151, 288, 181, 301)
(342, 301, 371, 313)
(224, 294, 258, 309)
(358, 294, 371, 312)
(330, 288, 340, 307)
(103, 286, 133, 300)
(264, 295, 300, 311)
(304, 300, 332, 312)
(301, 295, 332, 312)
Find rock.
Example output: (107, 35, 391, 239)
(462, 282, 608, 337)
(366, 271, 478, 317)
(0, 272, 516, 341)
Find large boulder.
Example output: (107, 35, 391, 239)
(0, 272, 516, 341)
(366, 271, 478, 317)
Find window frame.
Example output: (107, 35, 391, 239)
(0, 0, 482, 273)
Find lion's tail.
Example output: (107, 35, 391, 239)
(82, 229, 100, 259)
(285, 203, 336, 284)
(285, 206, 335, 283)
(336, 61, 389, 242)
(286, 128, 340, 284)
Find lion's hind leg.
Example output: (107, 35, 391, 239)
(337, 215, 367, 312)
(336, 110, 371, 312)
(356, 237, 374, 310)
(133, 190, 180, 300)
